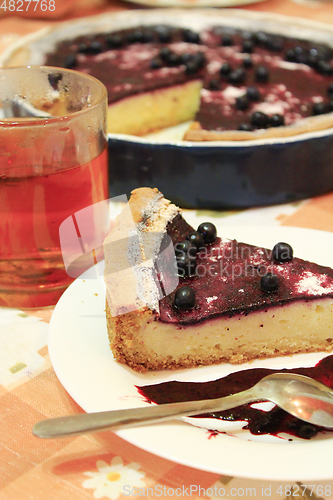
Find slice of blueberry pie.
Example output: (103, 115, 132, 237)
(104, 188, 333, 373)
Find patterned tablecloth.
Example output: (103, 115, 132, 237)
(2, 0, 333, 498)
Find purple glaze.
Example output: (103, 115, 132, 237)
(160, 216, 333, 324)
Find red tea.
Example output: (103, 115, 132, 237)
(0, 148, 109, 308)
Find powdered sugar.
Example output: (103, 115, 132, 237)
(296, 271, 333, 296)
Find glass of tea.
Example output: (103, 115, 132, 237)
(0, 66, 109, 308)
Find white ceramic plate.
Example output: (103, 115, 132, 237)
(122, 0, 266, 8)
(48, 225, 333, 481)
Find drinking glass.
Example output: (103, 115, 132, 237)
(0, 66, 109, 308)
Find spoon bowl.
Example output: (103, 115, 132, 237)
(33, 372, 333, 439)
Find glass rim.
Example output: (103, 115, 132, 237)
(0, 65, 107, 126)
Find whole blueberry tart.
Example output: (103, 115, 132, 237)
(4, 9, 333, 141)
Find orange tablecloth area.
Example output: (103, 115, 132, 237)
(3, 0, 333, 498)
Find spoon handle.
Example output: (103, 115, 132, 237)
(33, 388, 257, 438)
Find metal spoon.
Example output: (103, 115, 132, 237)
(32, 373, 333, 438)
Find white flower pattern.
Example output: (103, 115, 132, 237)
(83, 456, 145, 499)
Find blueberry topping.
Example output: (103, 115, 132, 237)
(184, 52, 205, 73)
(85, 41, 103, 54)
(261, 273, 279, 292)
(242, 40, 254, 53)
(160, 48, 181, 66)
(246, 86, 261, 101)
(155, 26, 172, 43)
(328, 83, 333, 96)
(228, 68, 246, 85)
(298, 424, 318, 440)
(127, 30, 152, 44)
(175, 240, 197, 257)
(269, 114, 285, 127)
(64, 54, 77, 69)
(176, 254, 196, 277)
(313, 102, 329, 116)
(221, 34, 233, 46)
(266, 37, 284, 52)
(106, 35, 123, 48)
(251, 111, 269, 129)
(238, 123, 254, 131)
(254, 32, 269, 46)
(186, 230, 205, 249)
(208, 79, 220, 91)
(197, 222, 217, 244)
(317, 60, 333, 76)
(235, 95, 250, 111)
(183, 29, 201, 44)
(167, 52, 182, 66)
(174, 286, 196, 310)
(243, 55, 253, 69)
(160, 47, 172, 61)
(285, 49, 296, 63)
(272, 242, 293, 263)
(220, 62, 232, 76)
(255, 65, 269, 83)
(150, 58, 163, 69)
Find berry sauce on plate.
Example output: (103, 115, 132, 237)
(137, 354, 333, 439)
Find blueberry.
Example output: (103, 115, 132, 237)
(254, 32, 269, 46)
(220, 62, 232, 76)
(160, 47, 172, 61)
(185, 52, 205, 73)
(221, 34, 233, 46)
(186, 230, 205, 249)
(155, 26, 172, 43)
(313, 102, 329, 116)
(174, 286, 196, 310)
(175, 240, 197, 258)
(78, 43, 89, 53)
(235, 95, 250, 111)
(197, 222, 217, 244)
(106, 35, 123, 48)
(167, 53, 182, 66)
(86, 41, 103, 54)
(160, 48, 181, 66)
(150, 58, 163, 69)
(251, 111, 269, 129)
(255, 65, 269, 83)
(176, 254, 196, 277)
(183, 29, 201, 44)
(260, 273, 279, 292)
(242, 40, 254, 53)
(64, 54, 77, 69)
(298, 424, 318, 440)
(246, 86, 261, 101)
(317, 60, 333, 75)
(208, 79, 220, 90)
(272, 242, 293, 263)
(266, 36, 284, 52)
(327, 83, 333, 96)
(285, 49, 296, 62)
(269, 114, 285, 127)
(238, 123, 254, 131)
(243, 56, 253, 69)
(228, 68, 246, 85)
(127, 30, 149, 44)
